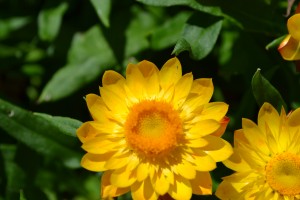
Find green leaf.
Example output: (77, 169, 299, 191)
(124, 6, 158, 58)
(19, 190, 26, 200)
(34, 113, 82, 137)
(251, 69, 287, 112)
(211, 0, 285, 33)
(38, 2, 68, 41)
(0, 145, 25, 200)
(0, 17, 31, 40)
(150, 12, 191, 50)
(136, 0, 222, 15)
(0, 98, 81, 168)
(265, 35, 286, 50)
(90, 0, 111, 27)
(39, 25, 116, 102)
(172, 12, 223, 60)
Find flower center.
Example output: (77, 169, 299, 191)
(265, 152, 300, 196)
(124, 100, 183, 157)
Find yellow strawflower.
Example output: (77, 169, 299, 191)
(216, 102, 300, 199)
(77, 57, 232, 200)
(278, 13, 300, 61)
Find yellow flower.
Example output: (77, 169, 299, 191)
(77, 57, 232, 200)
(216, 102, 300, 199)
(278, 13, 300, 60)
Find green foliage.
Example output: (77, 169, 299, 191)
(252, 69, 287, 112)
(38, 2, 68, 41)
(0, 98, 81, 168)
(90, 0, 111, 27)
(172, 12, 223, 59)
(1, 0, 300, 199)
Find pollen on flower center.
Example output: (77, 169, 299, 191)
(124, 100, 183, 157)
(265, 152, 300, 196)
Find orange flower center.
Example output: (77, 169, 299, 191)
(265, 152, 300, 196)
(124, 100, 183, 158)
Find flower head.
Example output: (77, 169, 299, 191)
(278, 12, 300, 60)
(77, 58, 232, 200)
(216, 103, 300, 199)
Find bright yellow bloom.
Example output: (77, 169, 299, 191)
(77, 57, 232, 200)
(278, 13, 300, 60)
(216, 103, 300, 199)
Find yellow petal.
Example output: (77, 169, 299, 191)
(201, 135, 233, 162)
(162, 167, 174, 184)
(101, 71, 127, 108)
(77, 122, 98, 143)
(189, 78, 213, 103)
(216, 171, 258, 200)
(126, 60, 160, 99)
(212, 116, 230, 137)
(136, 60, 159, 78)
(215, 179, 241, 200)
(88, 121, 122, 137)
(173, 72, 193, 108)
(288, 13, 300, 41)
(186, 138, 210, 148)
(131, 178, 158, 200)
(175, 160, 196, 179)
(104, 151, 132, 170)
(235, 144, 268, 170)
(288, 107, 300, 127)
(278, 34, 300, 60)
(136, 162, 149, 181)
(82, 137, 126, 154)
(223, 150, 251, 172)
(187, 119, 221, 139)
(181, 78, 213, 114)
(125, 62, 147, 99)
(242, 118, 270, 155)
(199, 102, 229, 121)
(190, 171, 212, 195)
(151, 171, 170, 195)
(110, 166, 137, 188)
(138, 60, 160, 97)
(81, 152, 114, 172)
(102, 70, 125, 86)
(159, 57, 182, 90)
(85, 94, 109, 122)
(101, 171, 130, 199)
(169, 175, 192, 200)
(190, 149, 216, 171)
(100, 86, 129, 114)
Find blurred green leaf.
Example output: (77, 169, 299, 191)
(90, 0, 111, 27)
(150, 12, 191, 50)
(19, 190, 26, 200)
(39, 25, 116, 102)
(25, 48, 46, 62)
(172, 12, 223, 60)
(1, 145, 26, 200)
(0, 17, 30, 40)
(252, 69, 287, 112)
(265, 35, 286, 50)
(38, 2, 68, 41)
(136, 0, 222, 15)
(124, 6, 157, 58)
(209, 0, 285, 33)
(138, 0, 285, 34)
(0, 98, 81, 168)
(21, 64, 44, 76)
(34, 113, 82, 137)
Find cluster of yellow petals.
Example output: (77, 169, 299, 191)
(278, 10, 300, 60)
(77, 57, 233, 200)
(216, 103, 300, 199)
